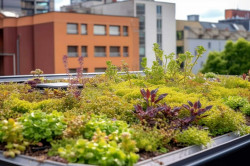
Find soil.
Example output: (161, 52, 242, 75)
(246, 115, 250, 126)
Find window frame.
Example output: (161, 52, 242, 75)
(109, 25, 120, 36)
(81, 46, 88, 57)
(94, 46, 106, 57)
(67, 46, 78, 57)
(109, 46, 121, 57)
(67, 23, 78, 34)
(81, 24, 87, 35)
(94, 25, 106, 36)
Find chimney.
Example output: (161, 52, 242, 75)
(187, 15, 199, 21)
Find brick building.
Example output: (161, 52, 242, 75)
(0, 12, 139, 75)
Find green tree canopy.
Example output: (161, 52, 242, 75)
(201, 38, 250, 75)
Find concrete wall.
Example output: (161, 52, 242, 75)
(186, 39, 227, 74)
(91, 1, 134, 16)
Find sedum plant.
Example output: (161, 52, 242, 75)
(241, 104, 250, 116)
(83, 115, 129, 140)
(57, 130, 139, 166)
(0, 119, 29, 157)
(225, 96, 248, 110)
(19, 110, 67, 142)
(175, 126, 211, 146)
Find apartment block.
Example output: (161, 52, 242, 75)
(220, 9, 250, 31)
(177, 16, 250, 74)
(0, 0, 54, 16)
(61, 0, 176, 69)
(0, 12, 139, 75)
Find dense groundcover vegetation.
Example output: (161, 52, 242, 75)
(0, 45, 250, 166)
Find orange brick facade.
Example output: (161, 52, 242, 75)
(0, 12, 139, 75)
(225, 9, 250, 20)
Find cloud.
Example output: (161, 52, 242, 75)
(201, 9, 224, 19)
(55, 0, 70, 11)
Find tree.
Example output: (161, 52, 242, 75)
(201, 38, 250, 75)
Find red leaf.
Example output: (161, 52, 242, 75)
(187, 101, 193, 107)
(197, 100, 202, 108)
(205, 105, 213, 111)
(151, 93, 156, 102)
(194, 101, 198, 110)
(146, 89, 150, 99)
(182, 104, 190, 110)
(140, 89, 146, 98)
(155, 93, 168, 103)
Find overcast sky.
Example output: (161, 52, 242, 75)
(55, 0, 250, 22)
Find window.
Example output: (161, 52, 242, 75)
(136, 4, 145, 15)
(68, 46, 78, 57)
(177, 46, 184, 54)
(208, 42, 211, 49)
(123, 26, 128, 36)
(67, 23, 78, 34)
(109, 26, 120, 36)
(110, 46, 120, 57)
(157, 34, 162, 47)
(157, 19, 162, 33)
(139, 46, 145, 57)
(157, 5, 162, 17)
(69, 69, 77, 73)
(176, 31, 184, 40)
(83, 68, 88, 73)
(123, 47, 129, 57)
(200, 61, 204, 67)
(81, 46, 87, 57)
(95, 68, 106, 72)
(81, 24, 87, 35)
(94, 46, 106, 57)
(94, 25, 106, 35)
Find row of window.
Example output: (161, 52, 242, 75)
(69, 68, 107, 73)
(67, 23, 129, 36)
(67, 46, 129, 57)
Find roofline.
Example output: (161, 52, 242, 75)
(225, 9, 250, 12)
(14, 11, 139, 19)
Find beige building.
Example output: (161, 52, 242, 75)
(176, 15, 250, 73)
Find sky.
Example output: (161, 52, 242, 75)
(55, 0, 250, 22)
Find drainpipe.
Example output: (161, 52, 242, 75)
(16, 35, 20, 75)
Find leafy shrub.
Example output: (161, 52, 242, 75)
(57, 131, 139, 166)
(241, 104, 250, 116)
(131, 125, 172, 152)
(0, 119, 29, 157)
(175, 127, 211, 146)
(199, 106, 246, 136)
(225, 96, 248, 110)
(19, 110, 67, 142)
(204, 72, 217, 78)
(83, 115, 129, 140)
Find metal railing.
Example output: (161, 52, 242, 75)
(0, 71, 144, 83)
